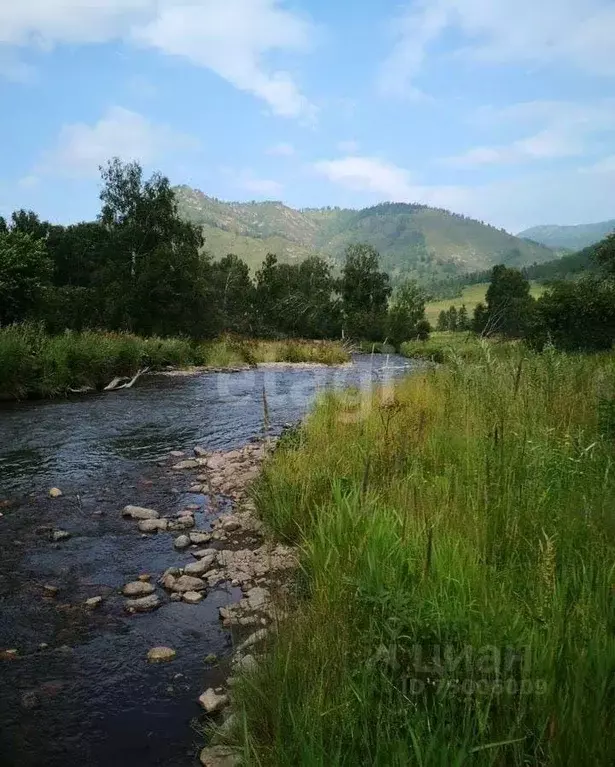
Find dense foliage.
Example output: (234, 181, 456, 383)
(0, 159, 431, 347)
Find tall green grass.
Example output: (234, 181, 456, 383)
(0, 325, 350, 399)
(227, 345, 615, 766)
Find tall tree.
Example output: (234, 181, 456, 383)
(437, 309, 448, 331)
(341, 243, 391, 340)
(0, 231, 53, 325)
(485, 265, 534, 337)
(211, 254, 254, 335)
(387, 278, 427, 347)
(98, 158, 210, 337)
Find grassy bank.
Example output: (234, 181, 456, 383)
(400, 330, 516, 363)
(0, 325, 349, 399)
(227, 346, 615, 765)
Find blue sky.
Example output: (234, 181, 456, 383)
(1, 0, 614, 232)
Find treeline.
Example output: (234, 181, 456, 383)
(466, 235, 615, 351)
(0, 159, 430, 345)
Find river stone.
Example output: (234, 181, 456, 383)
(85, 596, 103, 610)
(122, 505, 160, 520)
(171, 575, 206, 593)
(192, 547, 217, 559)
(183, 558, 215, 576)
(169, 451, 185, 458)
(51, 530, 71, 542)
(234, 654, 258, 673)
(174, 534, 191, 550)
(43, 584, 58, 597)
(189, 484, 204, 493)
(194, 446, 208, 457)
(126, 594, 160, 612)
(183, 591, 203, 604)
(147, 646, 176, 663)
(221, 518, 241, 532)
(138, 518, 168, 533)
(123, 581, 155, 597)
(237, 628, 268, 652)
(190, 531, 212, 545)
(198, 688, 229, 714)
(172, 459, 199, 470)
(199, 746, 239, 767)
(48, 487, 63, 498)
(169, 516, 195, 531)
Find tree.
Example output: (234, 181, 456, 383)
(485, 264, 534, 337)
(98, 158, 209, 337)
(472, 302, 489, 335)
(211, 254, 254, 335)
(437, 309, 448, 331)
(341, 243, 391, 340)
(594, 232, 615, 275)
(387, 278, 427, 347)
(10, 209, 49, 241)
(528, 278, 615, 352)
(457, 304, 469, 331)
(447, 305, 458, 331)
(0, 231, 53, 324)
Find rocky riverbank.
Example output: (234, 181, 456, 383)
(119, 437, 297, 767)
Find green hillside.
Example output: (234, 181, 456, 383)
(518, 219, 615, 250)
(174, 186, 557, 281)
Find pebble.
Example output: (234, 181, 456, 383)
(174, 534, 191, 549)
(189, 532, 212, 545)
(234, 654, 258, 673)
(184, 558, 214, 576)
(204, 653, 218, 664)
(0, 649, 19, 661)
(48, 487, 63, 498)
(85, 596, 103, 610)
(194, 446, 208, 457)
(43, 584, 58, 597)
(169, 451, 185, 458)
(170, 593, 182, 602)
(198, 688, 229, 714)
(51, 530, 71, 542)
(147, 646, 176, 663)
(237, 628, 268, 652)
(172, 459, 199, 470)
(138, 574, 151, 582)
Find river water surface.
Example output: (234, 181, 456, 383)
(0, 355, 416, 767)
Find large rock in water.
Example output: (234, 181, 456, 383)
(171, 575, 206, 593)
(198, 688, 229, 714)
(122, 505, 160, 520)
(123, 581, 155, 597)
(147, 646, 176, 663)
(138, 518, 168, 533)
(184, 557, 215, 576)
(125, 594, 161, 612)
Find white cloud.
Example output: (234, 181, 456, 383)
(266, 142, 295, 157)
(443, 99, 615, 167)
(380, 1, 615, 97)
(1, 1, 316, 120)
(37, 106, 198, 178)
(312, 154, 469, 210)
(337, 139, 360, 153)
(581, 155, 615, 174)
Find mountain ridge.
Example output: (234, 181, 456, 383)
(517, 220, 615, 251)
(174, 185, 557, 282)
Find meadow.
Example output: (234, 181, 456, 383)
(225, 342, 615, 766)
(425, 282, 545, 325)
(0, 325, 349, 399)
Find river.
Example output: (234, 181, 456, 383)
(0, 355, 416, 767)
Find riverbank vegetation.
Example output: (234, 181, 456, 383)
(0, 325, 349, 399)
(227, 344, 615, 765)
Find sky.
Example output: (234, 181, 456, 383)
(1, 0, 614, 233)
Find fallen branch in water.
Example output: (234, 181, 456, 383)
(104, 367, 149, 391)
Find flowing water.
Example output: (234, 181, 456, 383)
(0, 355, 416, 767)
